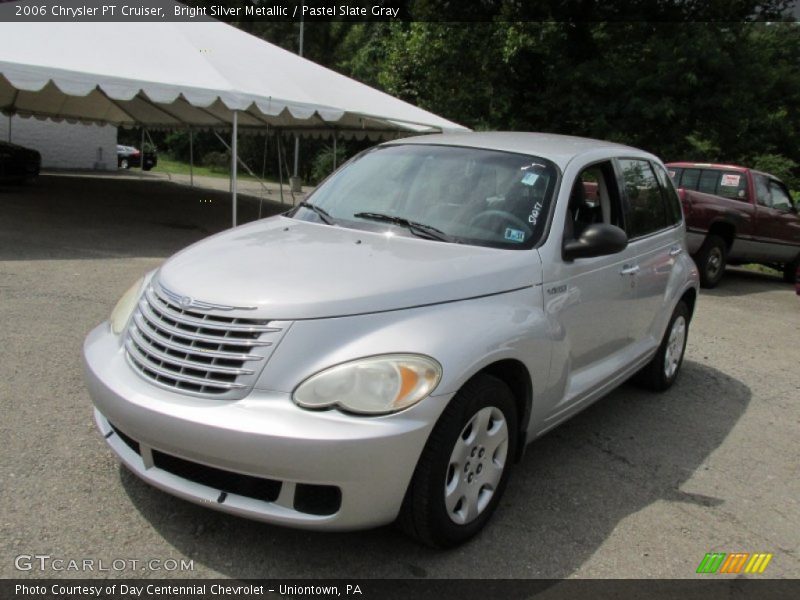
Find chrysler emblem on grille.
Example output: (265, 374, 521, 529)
(156, 283, 258, 311)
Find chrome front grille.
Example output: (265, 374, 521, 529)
(125, 284, 289, 399)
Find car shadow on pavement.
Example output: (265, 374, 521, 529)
(119, 359, 750, 579)
(704, 267, 791, 297)
(0, 174, 286, 261)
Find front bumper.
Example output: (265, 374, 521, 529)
(83, 324, 451, 530)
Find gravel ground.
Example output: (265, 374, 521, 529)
(1, 174, 798, 579)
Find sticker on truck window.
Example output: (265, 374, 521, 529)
(504, 228, 525, 243)
(720, 174, 741, 187)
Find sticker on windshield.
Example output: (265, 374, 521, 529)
(721, 173, 741, 187)
(521, 172, 540, 186)
(504, 228, 525, 243)
(528, 200, 544, 226)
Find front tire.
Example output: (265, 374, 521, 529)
(120, 158, 129, 170)
(695, 234, 727, 288)
(633, 301, 690, 392)
(399, 374, 518, 548)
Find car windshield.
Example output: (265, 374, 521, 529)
(291, 144, 559, 249)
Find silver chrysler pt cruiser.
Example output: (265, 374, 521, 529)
(83, 132, 699, 547)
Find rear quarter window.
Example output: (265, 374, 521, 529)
(654, 164, 684, 225)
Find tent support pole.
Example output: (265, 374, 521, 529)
(7, 114, 11, 143)
(261, 132, 268, 180)
(259, 132, 268, 219)
(293, 135, 300, 178)
(189, 128, 194, 187)
(277, 131, 284, 205)
(231, 111, 238, 227)
(293, 15, 304, 179)
(140, 128, 145, 172)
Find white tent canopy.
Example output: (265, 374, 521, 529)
(0, 6, 468, 224)
(0, 14, 468, 138)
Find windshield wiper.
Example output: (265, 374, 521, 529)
(353, 212, 457, 243)
(297, 201, 336, 225)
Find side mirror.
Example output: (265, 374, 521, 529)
(563, 223, 628, 261)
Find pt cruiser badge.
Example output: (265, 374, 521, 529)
(83, 132, 699, 547)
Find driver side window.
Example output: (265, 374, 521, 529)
(769, 180, 794, 211)
(564, 162, 623, 241)
(755, 174, 794, 211)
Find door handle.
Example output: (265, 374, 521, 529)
(669, 246, 683, 257)
(620, 264, 640, 275)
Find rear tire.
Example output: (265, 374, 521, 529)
(399, 374, 518, 548)
(695, 235, 727, 288)
(633, 301, 690, 392)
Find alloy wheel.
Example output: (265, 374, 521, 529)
(706, 247, 723, 279)
(664, 315, 687, 379)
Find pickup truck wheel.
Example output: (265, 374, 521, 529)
(783, 255, 800, 284)
(633, 301, 690, 392)
(695, 235, 727, 288)
(399, 374, 517, 548)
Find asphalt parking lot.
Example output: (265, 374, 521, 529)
(1, 174, 798, 579)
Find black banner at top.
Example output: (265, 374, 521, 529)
(0, 0, 798, 23)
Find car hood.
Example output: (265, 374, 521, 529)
(0, 141, 39, 156)
(156, 216, 542, 320)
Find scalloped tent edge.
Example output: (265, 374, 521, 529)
(0, 13, 469, 224)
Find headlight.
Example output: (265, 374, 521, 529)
(109, 276, 145, 335)
(293, 354, 442, 415)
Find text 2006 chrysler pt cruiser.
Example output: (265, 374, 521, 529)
(84, 133, 699, 547)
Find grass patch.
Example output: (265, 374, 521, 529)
(153, 158, 276, 184)
(740, 263, 782, 276)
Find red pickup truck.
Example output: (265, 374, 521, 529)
(666, 162, 800, 287)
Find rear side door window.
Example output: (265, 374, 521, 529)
(618, 159, 668, 238)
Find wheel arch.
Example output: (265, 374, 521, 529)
(679, 286, 697, 322)
(466, 358, 533, 463)
(707, 219, 736, 249)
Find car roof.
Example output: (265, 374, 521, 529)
(666, 161, 749, 172)
(383, 131, 654, 169)
(666, 162, 785, 181)
(0, 140, 33, 151)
